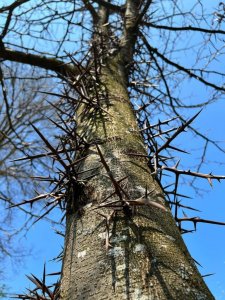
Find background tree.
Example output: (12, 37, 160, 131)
(1, 0, 225, 299)
(0, 62, 58, 282)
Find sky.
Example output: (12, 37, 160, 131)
(1, 0, 225, 299)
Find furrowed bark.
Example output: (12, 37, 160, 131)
(60, 56, 214, 300)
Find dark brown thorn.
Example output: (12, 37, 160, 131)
(62, 142, 74, 167)
(77, 166, 100, 175)
(32, 203, 58, 225)
(202, 273, 215, 278)
(95, 200, 122, 209)
(46, 99, 73, 118)
(50, 174, 67, 194)
(9, 193, 50, 208)
(174, 174, 179, 220)
(177, 216, 225, 226)
(100, 191, 116, 204)
(30, 123, 68, 170)
(39, 90, 83, 107)
(104, 175, 130, 200)
(166, 145, 189, 154)
(174, 159, 181, 169)
(156, 110, 202, 154)
(192, 258, 202, 268)
(96, 144, 124, 202)
(163, 183, 174, 190)
(152, 127, 178, 138)
(31, 176, 56, 183)
(46, 115, 71, 135)
(68, 154, 90, 168)
(139, 116, 179, 132)
(56, 113, 76, 138)
(127, 197, 167, 211)
(150, 155, 175, 163)
(47, 272, 61, 276)
(46, 194, 64, 206)
(167, 201, 200, 212)
(181, 229, 195, 234)
(182, 210, 188, 218)
(78, 172, 99, 181)
(42, 264, 46, 296)
(100, 176, 128, 204)
(165, 192, 192, 199)
(71, 66, 93, 88)
(11, 147, 77, 162)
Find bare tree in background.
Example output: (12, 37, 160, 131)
(1, 0, 225, 299)
(0, 62, 57, 276)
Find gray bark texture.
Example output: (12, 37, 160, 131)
(60, 57, 214, 300)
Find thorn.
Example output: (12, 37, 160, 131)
(127, 197, 167, 211)
(174, 159, 180, 169)
(202, 273, 215, 278)
(145, 185, 148, 198)
(182, 210, 188, 218)
(32, 203, 58, 225)
(167, 201, 200, 212)
(207, 177, 213, 187)
(165, 191, 192, 199)
(167, 145, 189, 154)
(30, 123, 68, 169)
(8, 193, 50, 208)
(192, 257, 202, 268)
(156, 110, 202, 155)
(47, 271, 61, 276)
(96, 144, 124, 202)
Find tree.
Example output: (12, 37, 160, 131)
(0, 61, 57, 279)
(1, 0, 225, 299)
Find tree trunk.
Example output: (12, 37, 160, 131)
(60, 56, 214, 300)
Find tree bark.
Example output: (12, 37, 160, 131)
(60, 56, 214, 300)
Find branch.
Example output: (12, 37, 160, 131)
(134, 0, 153, 29)
(82, 0, 98, 22)
(155, 110, 201, 155)
(0, 63, 13, 128)
(0, 47, 77, 76)
(120, 0, 144, 64)
(140, 33, 225, 92)
(145, 23, 225, 35)
(177, 217, 225, 227)
(0, 0, 30, 13)
(161, 165, 225, 182)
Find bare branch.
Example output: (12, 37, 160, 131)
(140, 32, 225, 92)
(145, 23, 225, 35)
(0, 48, 77, 76)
